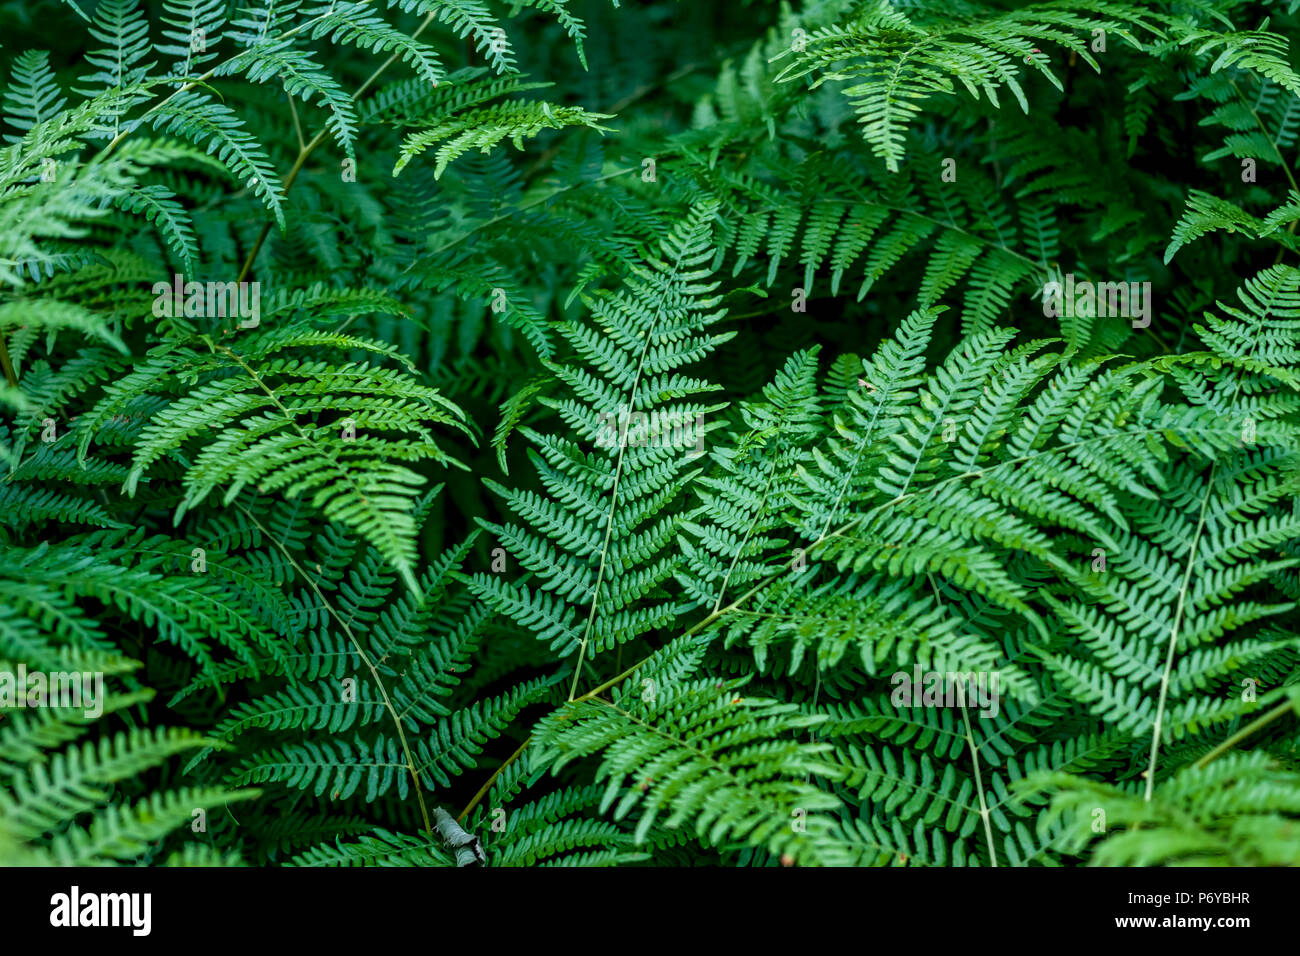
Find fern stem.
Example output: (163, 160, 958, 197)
(458, 653, 670, 821)
(928, 572, 998, 866)
(212, 343, 438, 831)
(99, 0, 386, 160)
(1228, 77, 1300, 197)
(1193, 699, 1295, 770)
(235, 143, 316, 284)
(0, 334, 17, 388)
(958, 691, 998, 866)
(235, 502, 434, 836)
(567, 446, 631, 700)
(1223, 77, 1300, 267)
(236, 12, 439, 284)
(1144, 461, 1216, 801)
(457, 736, 530, 823)
(712, 466, 778, 613)
(287, 95, 307, 153)
(566, 222, 698, 702)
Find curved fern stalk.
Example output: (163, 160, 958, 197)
(1142, 462, 1216, 800)
(1193, 697, 1300, 770)
(1177, 71, 1300, 263)
(928, 572, 999, 866)
(227, 503, 436, 836)
(563, 200, 729, 699)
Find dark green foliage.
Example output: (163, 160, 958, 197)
(2, 0, 1300, 868)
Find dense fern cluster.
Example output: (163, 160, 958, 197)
(2, 0, 1299, 868)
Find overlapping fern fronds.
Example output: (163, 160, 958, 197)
(3, 0, 1300, 871)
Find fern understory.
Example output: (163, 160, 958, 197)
(1, 0, 1299, 868)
